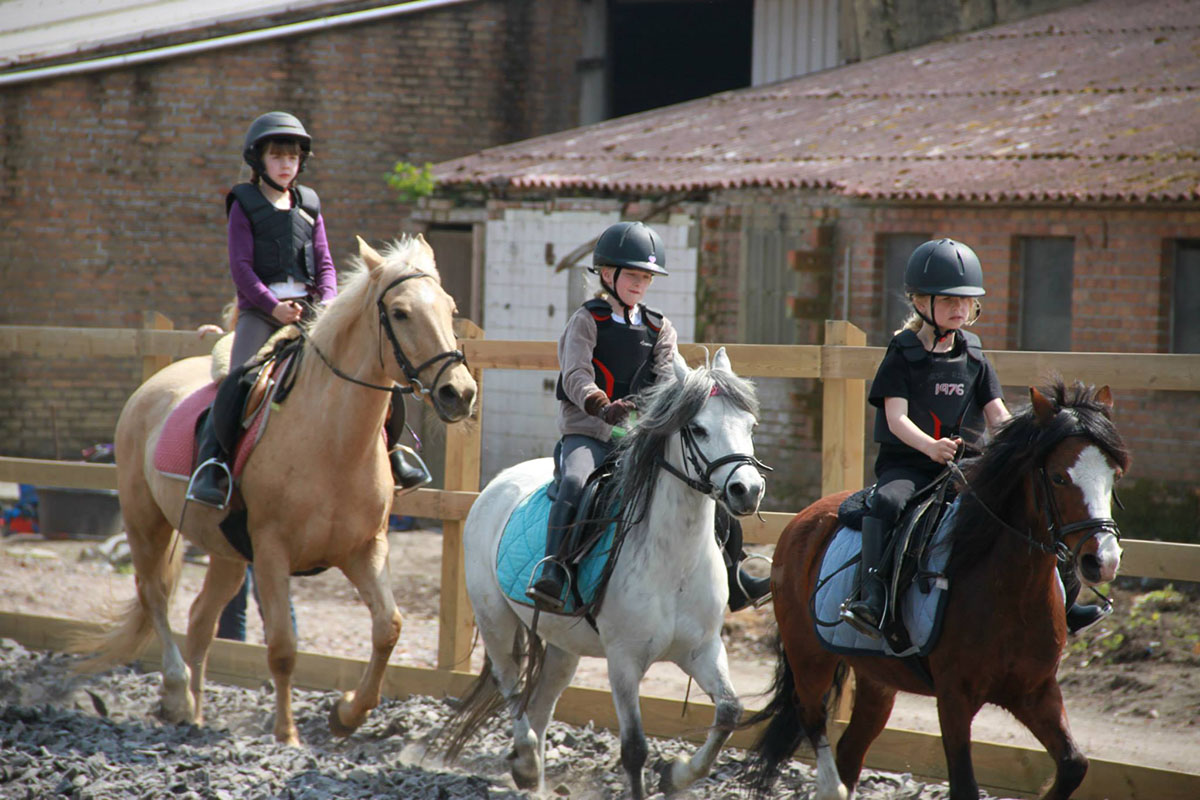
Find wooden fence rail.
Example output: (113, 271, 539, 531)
(2, 320, 1199, 799)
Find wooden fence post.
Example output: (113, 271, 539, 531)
(437, 320, 484, 671)
(821, 319, 867, 731)
(141, 311, 174, 382)
(821, 320, 866, 496)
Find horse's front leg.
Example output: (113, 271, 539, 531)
(252, 552, 301, 745)
(183, 554, 250, 727)
(1004, 679, 1087, 800)
(329, 532, 402, 738)
(607, 653, 651, 800)
(659, 636, 741, 795)
(935, 688, 985, 800)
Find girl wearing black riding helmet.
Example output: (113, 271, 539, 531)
(526, 221, 771, 615)
(188, 112, 428, 512)
(843, 238, 1011, 637)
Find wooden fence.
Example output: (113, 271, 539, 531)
(1, 319, 1198, 799)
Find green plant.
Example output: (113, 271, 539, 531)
(385, 161, 435, 204)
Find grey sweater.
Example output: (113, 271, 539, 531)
(556, 296, 679, 440)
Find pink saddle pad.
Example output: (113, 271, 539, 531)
(152, 383, 266, 481)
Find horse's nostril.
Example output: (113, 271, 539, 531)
(728, 482, 747, 498)
(437, 385, 459, 406)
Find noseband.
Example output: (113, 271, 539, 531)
(657, 424, 772, 505)
(306, 272, 467, 401)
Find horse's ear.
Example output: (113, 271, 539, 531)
(712, 346, 732, 374)
(357, 235, 385, 274)
(415, 232, 435, 256)
(1029, 386, 1056, 426)
(1095, 385, 1114, 411)
(672, 351, 690, 384)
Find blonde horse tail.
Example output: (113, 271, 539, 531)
(70, 531, 185, 673)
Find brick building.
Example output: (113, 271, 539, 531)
(427, 0, 1200, 535)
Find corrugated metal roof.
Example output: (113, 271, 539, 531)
(435, 0, 1200, 203)
(0, 0, 342, 68)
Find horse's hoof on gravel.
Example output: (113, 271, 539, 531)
(656, 758, 683, 796)
(327, 699, 357, 738)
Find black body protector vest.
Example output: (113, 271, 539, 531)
(556, 299, 663, 404)
(226, 182, 321, 287)
(874, 329, 986, 447)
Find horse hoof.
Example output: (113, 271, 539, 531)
(328, 699, 357, 738)
(655, 758, 686, 796)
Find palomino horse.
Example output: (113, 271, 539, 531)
(442, 349, 767, 799)
(746, 381, 1129, 800)
(77, 236, 476, 745)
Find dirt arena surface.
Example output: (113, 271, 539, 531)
(1, 527, 1197, 796)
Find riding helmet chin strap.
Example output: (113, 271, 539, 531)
(601, 268, 636, 320)
(914, 299, 950, 344)
(257, 172, 289, 193)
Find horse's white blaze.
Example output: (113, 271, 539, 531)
(1068, 444, 1122, 577)
(1068, 444, 1115, 521)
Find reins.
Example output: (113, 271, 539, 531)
(656, 420, 772, 508)
(300, 271, 466, 402)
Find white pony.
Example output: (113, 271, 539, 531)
(442, 348, 767, 799)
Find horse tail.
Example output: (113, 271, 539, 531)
(439, 625, 544, 763)
(740, 633, 806, 797)
(70, 531, 185, 673)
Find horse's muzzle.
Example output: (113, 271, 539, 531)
(433, 376, 477, 423)
(1077, 530, 1122, 585)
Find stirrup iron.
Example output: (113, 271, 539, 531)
(736, 551, 774, 609)
(185, 458, 233, 510)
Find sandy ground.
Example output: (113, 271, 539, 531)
(2, 528, 1197, 777)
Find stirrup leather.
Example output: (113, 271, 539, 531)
(185, 457, 233, 510)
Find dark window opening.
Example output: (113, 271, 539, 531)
(609, 0, 753, 119)
(879, 233, 930, 344)
(1170, 239, 1200, 354)
(1018, 236, 1074, 352)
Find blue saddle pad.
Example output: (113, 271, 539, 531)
(497, 483, 618, 613)
(813, 498, 961, 657)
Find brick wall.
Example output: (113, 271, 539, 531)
(698, 194, 1200, 527)
(0, 0, 583, 459)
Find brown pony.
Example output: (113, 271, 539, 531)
(746, 381, 1129, 800)
(75, 236, 476, 745)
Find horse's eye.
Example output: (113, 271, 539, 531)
(1051, 473, 1068, 486)
(689, 424, 707, 439)
(392, 309, 409, 322)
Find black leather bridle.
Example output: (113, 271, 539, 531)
(657, 423, 772, 506)
(304, 272, 467, 404)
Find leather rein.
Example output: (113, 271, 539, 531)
(657, 423, 772, 507)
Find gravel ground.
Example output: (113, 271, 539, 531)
(0, 639, 983, 800)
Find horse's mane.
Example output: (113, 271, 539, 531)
(947, 378, 1131, 576)
(305, 235, 440, 348)
(596, 360, 760, 536)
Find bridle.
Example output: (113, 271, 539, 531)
(304, 272, 467, 403)
(657, 420, 772, 507)
(949, 437, 1123, 564)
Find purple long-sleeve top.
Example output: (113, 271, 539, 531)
(228, 200, 338, 314)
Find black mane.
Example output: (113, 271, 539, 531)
(947, 379, 1131, 576)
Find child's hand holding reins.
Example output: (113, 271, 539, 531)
(272, 300, 303, 325)
(926, 436, 963, 465)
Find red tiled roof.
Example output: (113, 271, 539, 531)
(435, 0, 1200, 203)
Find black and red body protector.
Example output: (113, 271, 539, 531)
(556, 298, 664, 404)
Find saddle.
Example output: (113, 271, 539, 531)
(816, 469, 959, 661)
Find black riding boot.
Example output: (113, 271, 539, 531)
(527, 500, 578, 613)
(723, 515, 771, 612)
(843, 516, 887, 636)
(1066, 603, 1107, 634)
(187, 414, 231, 509)
(389, 445, 431, 491)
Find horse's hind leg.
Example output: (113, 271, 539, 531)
(329, 532, 402, 739)
(183, 555, 250, 726)
(659, 636, 741, 794)
(1004, 679, 1087, 800)
(516, 642, 579, 793)
(834, 673, 895, 798)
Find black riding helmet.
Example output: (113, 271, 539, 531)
(904, 238, 985, 341)
(242, 111, 312, 191)
(589, 221, 668, 312)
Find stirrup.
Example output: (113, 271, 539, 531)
(525, 556, 572, 612)
(736, 551, 774, 609)
(185, 458, 233, 510)
(838, 600, 884, 640)
(390, 444, 432, 497)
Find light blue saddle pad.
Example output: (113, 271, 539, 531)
(497, 483, 617, 614)
(813, 498, 961, 658)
